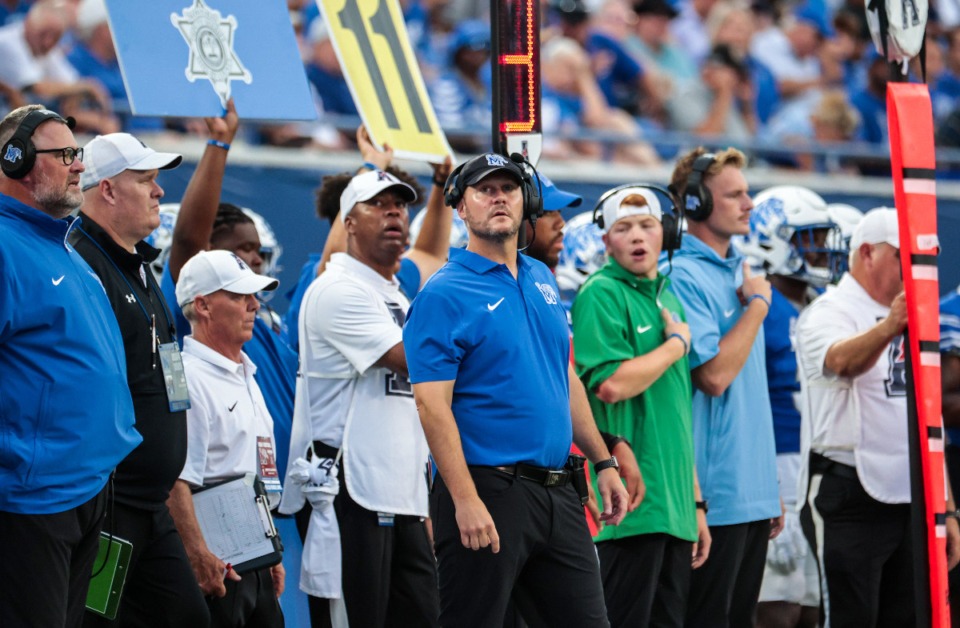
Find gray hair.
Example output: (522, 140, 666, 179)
(0, 104, 46, 150)
(181, 301, 198, 324)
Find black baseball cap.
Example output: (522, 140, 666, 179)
(459, 153, 525, 188)
(633, 0, 679, 19)
(551, 0, 590, 24)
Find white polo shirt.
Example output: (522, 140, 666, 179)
(280, 253, 429, 517)
(796, 274, 909, 504)
(0, 21, 78, 89)
(179, 337, 278, 496)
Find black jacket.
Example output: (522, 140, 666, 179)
(71, 213, 187, 509)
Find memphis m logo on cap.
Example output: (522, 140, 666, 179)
(485, 154, 508, 167)
(3, 145, 22, 164)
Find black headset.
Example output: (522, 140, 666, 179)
(444, 153, 544, 227)
(1, 109, 74, 180)
(592, 183, 683, 255)
(680, 153, 716, 222)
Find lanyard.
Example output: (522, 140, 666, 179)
(77, 227, 174, 333)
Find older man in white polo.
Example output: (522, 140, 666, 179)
(166, 249, 286, 628)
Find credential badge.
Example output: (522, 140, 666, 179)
(171, 0, 252, 107)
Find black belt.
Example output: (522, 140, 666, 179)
(311, 440, 339, 459)
(494, 463, 570, 487)
(809, 451, 859, 481)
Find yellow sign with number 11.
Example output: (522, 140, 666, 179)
(320, 0, 452, 162)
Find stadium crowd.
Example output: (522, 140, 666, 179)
(5, 0, 960, 170)
(4, 0, 960, 628)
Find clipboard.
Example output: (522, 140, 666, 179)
(192, 473, 283, 574)
(85, 533, 133, 619)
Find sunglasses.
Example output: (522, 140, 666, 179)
(35, 146, 83, 165)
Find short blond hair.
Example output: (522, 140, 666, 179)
(669, 146, 746, 197)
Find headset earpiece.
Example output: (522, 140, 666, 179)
(1, 110, 71, 180)
(510, 153, 543, 227)
(683, 153, 716, 222)
(443, 163, 466, 208)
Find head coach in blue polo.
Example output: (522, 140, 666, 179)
(403, 153, 628, 626)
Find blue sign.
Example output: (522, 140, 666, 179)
(105, 0, 316, 120)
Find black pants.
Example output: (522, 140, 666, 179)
(598, 533, 692, 628)
(207, 566, 284, 628)
(83, 501, 209, 627)
(0, 484, 109, 628)
(432, 467, 609, 628)
(685, 519, 770, 628)
(800, 462, 914, 627)
(294, 479, 439, 628)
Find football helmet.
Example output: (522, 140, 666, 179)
(737, 186, 846, 286)
(555, 210, 606, 298)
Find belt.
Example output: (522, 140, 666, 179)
(311, 440, 339, 459)
(809, 452, 859, 481)
(494, 463, 570, 487)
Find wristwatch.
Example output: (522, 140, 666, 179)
(696, 500, 709, 514)
(946, 510, 960, 520)
(594, 456, 619, 474)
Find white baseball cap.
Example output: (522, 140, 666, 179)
(850, 207, 899, 250)
(600, 187, 662, 233)
(339, 169, 417, 223)
(176, 250, 278, 307)
(80, 133, 181, 191)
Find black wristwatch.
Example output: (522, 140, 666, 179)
(594, 456, 619, 474)
(696, 500, 709, 514)
(946, 510, 960, 520)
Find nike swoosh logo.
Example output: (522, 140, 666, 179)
(487, 298, 505, 311)
(52, 275, 64, 286)
(724, 309, 736, 317)
(228, 402, 237, 412)
(637, 325, 652, 334)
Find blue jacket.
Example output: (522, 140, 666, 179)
(669, 234, 780, 526)
(0, 193, 141, 514)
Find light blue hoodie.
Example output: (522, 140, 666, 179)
(669, 233, 780, 526)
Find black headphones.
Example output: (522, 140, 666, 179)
(444, 153, 544, 227)
(681, 153, 716, 222)
(592, 183, 683, 255)
(1, 109, 74, 180)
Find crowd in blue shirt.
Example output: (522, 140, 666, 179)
(5, 0, 960, 171)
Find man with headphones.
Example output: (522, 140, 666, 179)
(666, 147, 783, 627)
(404, 153, 628, 626)
(0, 105, 142, 625)
(571, 185, 710, 626)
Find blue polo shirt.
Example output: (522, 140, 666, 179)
(404, 248, 572, 469)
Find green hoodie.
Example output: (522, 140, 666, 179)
(572, 257, 697, 542)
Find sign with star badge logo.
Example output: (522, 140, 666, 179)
(103, 0, 315, 119)
(170, 0, 252, 107)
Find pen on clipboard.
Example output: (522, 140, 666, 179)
(223, 563, 232, 580)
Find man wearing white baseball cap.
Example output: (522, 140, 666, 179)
(280, 167, 438, 627)
(572, 186, 709, 626)
(796, 207, 960, 625)
(167, 250, 285, 627)
(337, 167, 417, 223)
(69, 132, 207, 626)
